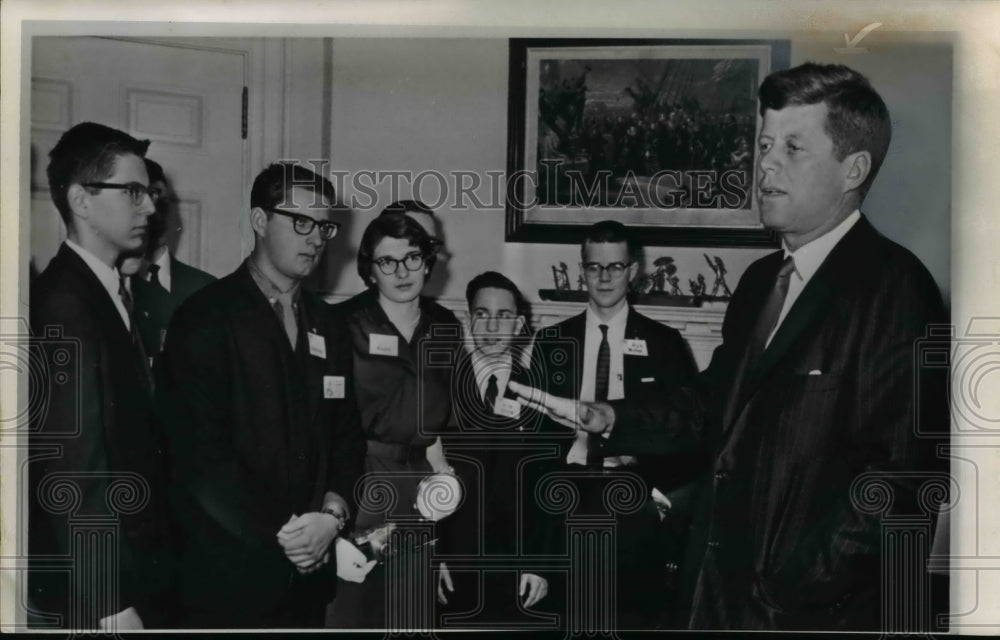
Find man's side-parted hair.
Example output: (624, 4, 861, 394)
(465, 271, 531, 324)
(580, 220, 640, 262)
(47, 122, 151, 226)
(356, 212, 438, 289)
(250, 162, 337, 215)
(758, 62, 891, 199)
(144, 158, 166, 185)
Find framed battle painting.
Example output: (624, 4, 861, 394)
(506, 38, 789, 246)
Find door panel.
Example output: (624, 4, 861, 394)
(31, 36, 250, 277)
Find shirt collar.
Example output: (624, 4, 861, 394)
(152, 247, 172, 291)
(783, 209, 861, 282)
(246, 257, 301, 305)
(472, 349, 512, 381)
(586, 302, 629, 332)
(65, 239, 123, 294)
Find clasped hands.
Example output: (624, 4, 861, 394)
(506, 380, 615, 434)
(277, 511, 342, 575)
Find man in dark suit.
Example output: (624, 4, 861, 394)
(437, 271, 552, 624)
(527, 220, 698, 629)
(29, 122, 171, 630)
(156, 162, 367, 628)
(512, 63, 948, 631)
(128, 158, 215, 356)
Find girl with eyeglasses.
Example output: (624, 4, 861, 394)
(326, 212, 458, 629)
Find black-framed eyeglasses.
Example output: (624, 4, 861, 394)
(266, 208, 340, 240)
(582, 262, 632, 278)
(372, 251, 425, 275)
(81, 182, 162, 207)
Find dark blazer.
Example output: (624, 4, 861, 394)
(436, 346, 561, 621)
(29, 244, 172, 628)
(529, 306, 699, 628)
(443, 346, 556, 556)
(611, 216, 949, 630)
(156, 264, 366, 628)
(531, 306, 699, 473)
(132, 253, 215, 355)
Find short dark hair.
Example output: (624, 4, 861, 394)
(580, 220, 639, 262)
(143, 158, 169, 249)
(758, 62, 891, 199)
(46, 122, 151, 226)
(144, 158, 166, 185)
(465, 271, 531, 321)
(250, 162, 336, 213)
(379, 199, 443, 252)
(357, 212, 438, 289)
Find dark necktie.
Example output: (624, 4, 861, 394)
(589, 324, 611, 466)
(484, 374, 499, 412)
(595, 324, 610, 402)
(747, 256, 796, 362)
(148, 263, 165, 291)
(119, 277, 153, 390)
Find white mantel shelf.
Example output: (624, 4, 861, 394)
(323, 293, 726, 370)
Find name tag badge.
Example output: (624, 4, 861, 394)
(494, 397, 521, 419)
(323, 375, 346, 399)
(369, 333, 399, 357)
(623, 339, 649, 357)
(308, 332, 327, 359)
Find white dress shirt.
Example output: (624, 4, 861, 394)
(567, 303, 629, 465)
(145, 247, 172, 292)
(65, 239, 130, 331)
(767, 210, 861, 347)
(471, 350, 513, 405)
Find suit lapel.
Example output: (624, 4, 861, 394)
(57, 245, 132, 343)
(299, 295, 326, 431)
(233, 267, 298, 457)
(566, 313, 587, 398)
(622, 308, 641, 395)
(726, 218, 874, 422)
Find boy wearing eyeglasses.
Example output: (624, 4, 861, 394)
(526, 220, 699, 629)
(29, 122, 172, 630)
(155, 162, 366, 628)
(434, 272, 553, 623)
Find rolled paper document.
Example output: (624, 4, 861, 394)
(507, 380, 586, 428)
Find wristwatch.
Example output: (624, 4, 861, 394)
(321, 505, 348, 527)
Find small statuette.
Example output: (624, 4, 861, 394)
(552, 262, 571, 290)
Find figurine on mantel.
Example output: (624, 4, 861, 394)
(633, 274, 655, 295)
(551, 262, 570, 290)
(576, 264, 587, 291)
(689, 273, 707, 299)
(652, 256, 683, 295)
(704, 254, 732, 300)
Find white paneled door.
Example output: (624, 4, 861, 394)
(31, 37, 250, 278)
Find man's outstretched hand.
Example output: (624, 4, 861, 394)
(507, 381, 615, 434)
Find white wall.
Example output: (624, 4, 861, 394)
(300, 36, 950, 306)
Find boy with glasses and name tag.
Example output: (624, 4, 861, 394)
(526, 220, 699, 629)
(156, 162, 365, 628)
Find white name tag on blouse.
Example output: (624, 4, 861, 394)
(323, 376, 345, 399)
(308, 332, 327, 359)
(369, 333, 398, 357)
(494, 397, 521, 419)
(623, 339, 648, 356)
